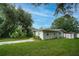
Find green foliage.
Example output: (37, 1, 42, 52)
(16, 7, 33, 37)
(0, 4, 33, 38)
(0, 17, 4, 24)
(10, 26, 26, 38)
(32, 3, 78, 16)
(33, 36, 41, 40)
(51, 14, 79, 32)
(54, 3, 78, 15)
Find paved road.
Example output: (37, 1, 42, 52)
(0, 38, 34, 45)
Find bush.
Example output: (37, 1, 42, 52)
(33, 36, 41, 40)
(10, 26, 27, 38)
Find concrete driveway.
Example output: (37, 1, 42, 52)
(0, 38, 34, 45)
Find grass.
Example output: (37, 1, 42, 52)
(0, 39, 79, 56)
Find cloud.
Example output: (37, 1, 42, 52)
(15, 4, 54, 29)
(33, 19, 45, 23)
(23, 8, 53, 18)
(33, 24, 50, 29)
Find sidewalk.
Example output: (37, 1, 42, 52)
(0, 38, 34, 45)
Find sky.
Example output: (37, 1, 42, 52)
(15, 3, 79, 29)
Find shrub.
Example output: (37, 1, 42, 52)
(33, 36, 41, 40)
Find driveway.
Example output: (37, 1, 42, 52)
(0, 38, 34, 45)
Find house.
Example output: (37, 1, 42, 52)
(32, 28, 65, 40)
(32, 28, 79, 40)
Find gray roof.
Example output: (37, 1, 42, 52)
(32, 27, 66, 32)
(31, 28, 38, 31)
(39, 28, 65, 32)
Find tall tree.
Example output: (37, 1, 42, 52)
(0, 3, 33, 38)
(51, 14, 78, 32)
(16, 7, 33, 37)
(54, 3, 78, 15)
(0, 4, 17, 37)
(32, 3, 78, 15)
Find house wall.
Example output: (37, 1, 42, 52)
(35, 31, 39, 36)
(43, 31, 55, 39)
(39, 31, 44, 40)
(33, 30, 78, 39)
(76, 33, 79, 38)
(34, 31, 44, 40)
(64, 33, 75, 39)
(59, 31, 64, 38)
(33, 31, 39, 36)
(42, 31, 64, 39)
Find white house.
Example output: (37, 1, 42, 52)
(32, 28, 79, 40)
(33, 28, 65, 40)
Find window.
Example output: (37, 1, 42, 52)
(47, 33, 49, 36)
(59, 32, 61, 35)
(53, 32, 55, 35)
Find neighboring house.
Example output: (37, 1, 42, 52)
(32, 28, 65, 40)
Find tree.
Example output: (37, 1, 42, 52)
(51, 14, 79, 32)
(0, 4, 33, 38)
(54, 3, 78, 15)
(0, 4, 17, 38)
(16, 7, 33, 37)
(32, 3, 78, 16)
(10, 25, 26, 38)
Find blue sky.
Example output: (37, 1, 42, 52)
(15, 3, 79, 29)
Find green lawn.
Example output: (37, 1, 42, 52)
(0, 39, 79, 56)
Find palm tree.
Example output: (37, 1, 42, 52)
(54, 3, 78, 15)
(32, 3, 78, 15)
